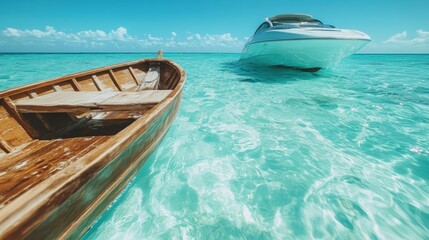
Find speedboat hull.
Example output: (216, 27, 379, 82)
(241, 38, 370, 71)
(241, 14, 371, 71)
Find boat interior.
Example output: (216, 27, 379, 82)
(0, 58, 182, 208)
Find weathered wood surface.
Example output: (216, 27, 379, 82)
(0, 60, 142, 98)
(137, 65, 161, 91)
(0, 138, 12, 153)
(99, 91, 172, 108)
(0, 136, 109, 206)
(2, 97, 39, 138)
(14, 90, 172, 113)
(0, 57, 186, 239)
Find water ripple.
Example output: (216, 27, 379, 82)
(1, 53, 427, 239)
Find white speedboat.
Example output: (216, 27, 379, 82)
(240, 14, 371, 72)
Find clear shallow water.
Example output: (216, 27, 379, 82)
(1, 53, 428, 239)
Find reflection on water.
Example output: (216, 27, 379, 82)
(221, 60, 326, 83)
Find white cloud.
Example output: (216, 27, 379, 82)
(358, 29, 429, 53)
(184, 33, 243, 48)
(2, 26, 132, 42)
(384, 31, 407, 43)
(187, 33, 201, 41)
(416, 30, 429, 41)
(77, 30, 107, 39)
(1, 26, 245, 51)
(147, 34, 162, 41)
(3, 26, 67, 39)
(110, 27, 132, 41)
(384, 30, 429, 44)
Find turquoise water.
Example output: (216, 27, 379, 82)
(1, 53, 428, 239)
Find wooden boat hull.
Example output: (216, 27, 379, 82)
(0, 57, 186, 239)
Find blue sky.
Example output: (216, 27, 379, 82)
(0, 0, 428, 53)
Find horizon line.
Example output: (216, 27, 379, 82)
(1, 52, 429, 55)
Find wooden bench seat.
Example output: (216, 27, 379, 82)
(14, 90, 172, 113)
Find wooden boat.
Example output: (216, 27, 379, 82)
(0, 52, 186, 239)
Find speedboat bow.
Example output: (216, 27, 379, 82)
(240, 14, 371, 71)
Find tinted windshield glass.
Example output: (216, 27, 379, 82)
(272, 19, 334, 28)
(254, 22, 270, 34)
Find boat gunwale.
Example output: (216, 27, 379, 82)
(0, 58, 164, 98)
(0, 58, 186, 238)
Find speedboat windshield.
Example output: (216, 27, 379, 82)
(268, 14, 335, 29)
(272, 19, 334, 29)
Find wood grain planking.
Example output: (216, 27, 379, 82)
(27, 92, 54, 131)
(57, 81, 75, 92)
(28, 92, 38, 98)
(1, 98, 39, 138)
(15, 91, 120, 113)
(164, 71, 177, 89)
(168, 69, 181, 89)
(51, 85, 79, 122)
(0, 140, 52, 173)
(0, 136, 109, 206)
(71, 79, 83, 91)
(0, 107, 32, 147)
(33, 85, 56, 97)
(136, 65, 160, 91)
(53, 85, 62, 92)
(128, 67, 140, 85)
(0, 58, 160, 99)
(126, 86, 139, 92)
(0, 138, 12, 153)
(15, 91, 171, 113)
(108, 70, 123, 91)
(111, 68, 138, 90)
(131, 65, 149, 83)
(95, 72, 117, 91)
(91, 75, 104, 91)
(76, 77, 98, 91)
(98, 90, 172, 107)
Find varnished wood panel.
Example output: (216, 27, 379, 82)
(33, 85, 56, 97)
(70, 79, 82, 91)
(0, 106, 32, 148)
(108, 70, 123, 91)
(111, 67, 136, 90)
(96, 72, 118, 91)
(130, 64, 149, 83)
(57, 81, 75, 92)
(15, 91, 171, 113)
(76, 76, 98, 91)
(0, 136, 109, 206)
